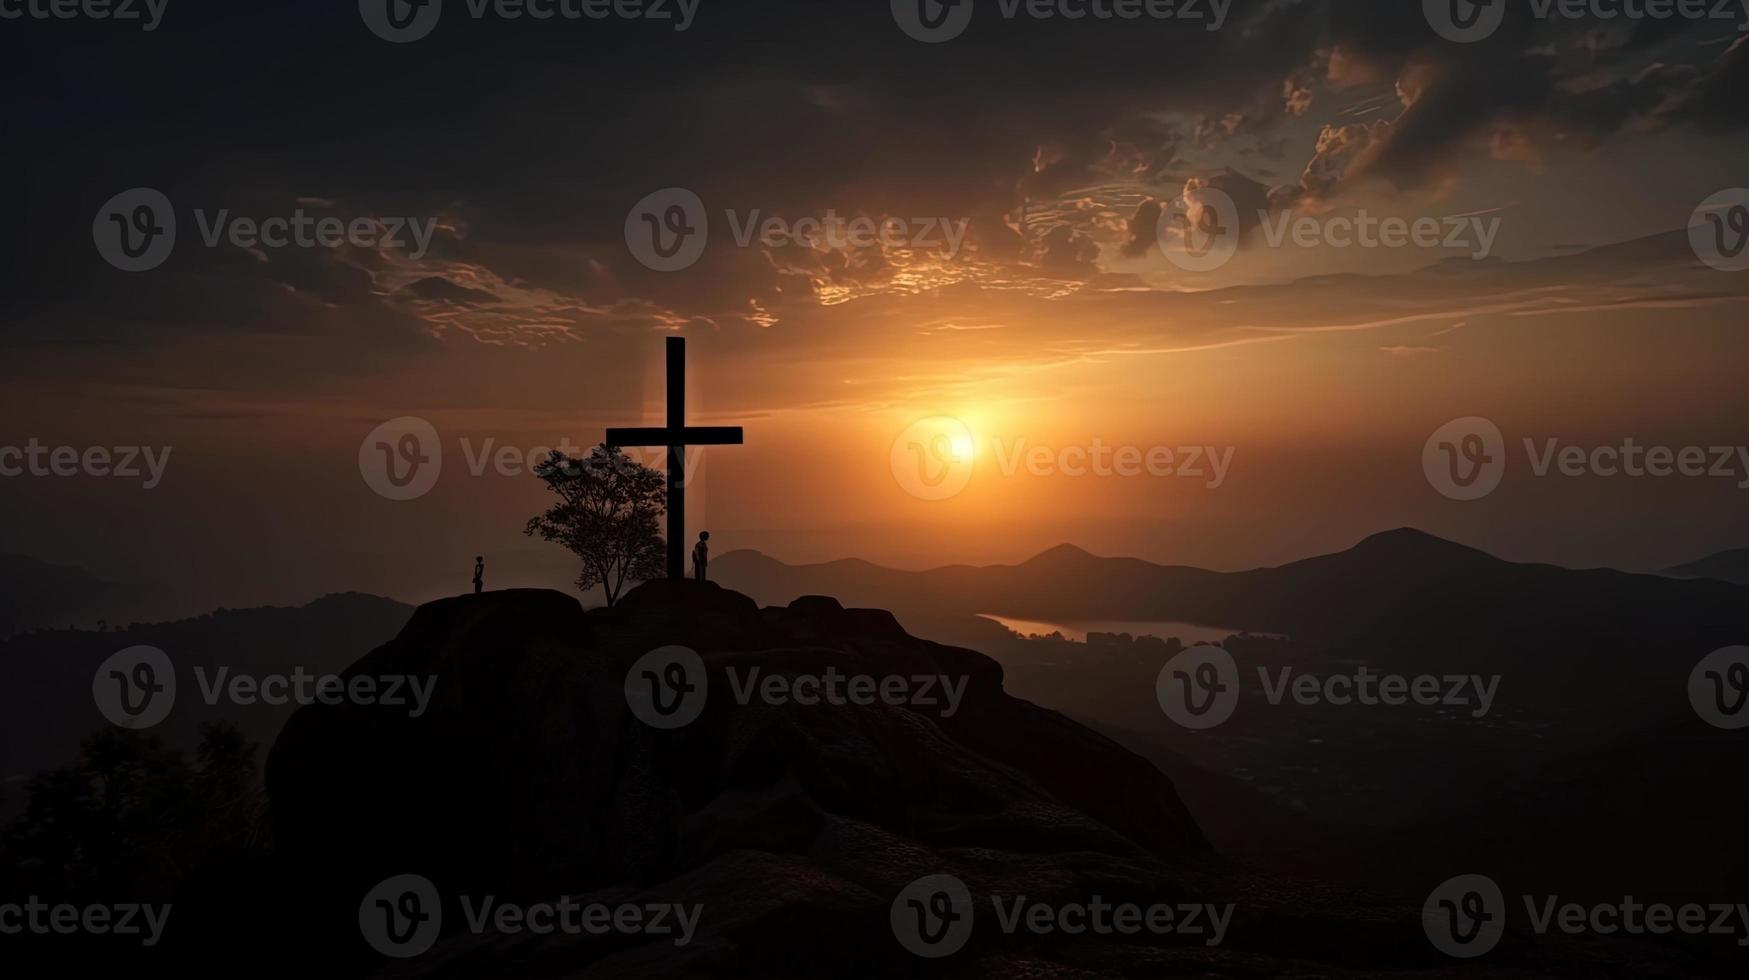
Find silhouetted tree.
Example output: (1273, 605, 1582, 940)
(1, 723, 266, 898)
(524, 446, 666, 608)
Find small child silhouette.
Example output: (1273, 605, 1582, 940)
(473, 555, 484, 594)
(692, 532, 710, 582)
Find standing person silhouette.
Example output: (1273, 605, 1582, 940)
(692, 532, 710, 582)
(473, 555, 484, 595)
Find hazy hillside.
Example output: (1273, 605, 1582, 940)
(0, 592, 413, 798)
(1665, 548, 1749, 585)
(0, 554, 147, 637)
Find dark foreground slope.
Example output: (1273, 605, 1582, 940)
(136, 583, 1730, 977)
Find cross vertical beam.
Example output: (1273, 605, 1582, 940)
(604, 336, 745, 580)
(666, 337, 686, 582)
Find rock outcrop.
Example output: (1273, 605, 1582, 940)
(267, 583, 1208, 894)
(244, 583, 1674, 977)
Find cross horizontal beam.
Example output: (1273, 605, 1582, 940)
(605, 426, 744, 447)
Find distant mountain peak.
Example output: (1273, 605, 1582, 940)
(1344, 528, 1501, 565)
(715, 548, 775, 562)
(1025, 543, 1100, 564)
(1355, 526, 1463, 549)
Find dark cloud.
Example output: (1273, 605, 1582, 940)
(1662, 34, 1749, 128)
(2, 0, 1745, 368)
(1122, 198, 1166, 258)
(399, 277, 501, 306)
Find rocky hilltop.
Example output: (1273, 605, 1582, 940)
(267, 581, 1208, 887)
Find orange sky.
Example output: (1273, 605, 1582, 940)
(5, 3, 1749, 613)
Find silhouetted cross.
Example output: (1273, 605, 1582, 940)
(605, 336, 743, 580)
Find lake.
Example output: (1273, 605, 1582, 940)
(978, 614, 1248, 645)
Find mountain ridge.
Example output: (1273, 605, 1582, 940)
(724, 526, 1537, 579)
(715, 527, 1749, 664)
(1665, 547, 1749, 585)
